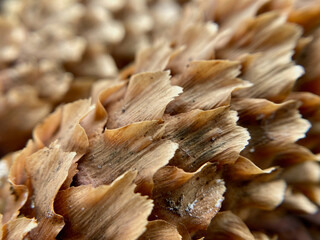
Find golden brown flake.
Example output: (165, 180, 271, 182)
(55, 171, 153, 240)
(106, 71, 182, 129)
(163, 107, 249, 171)
(152, 164, 226, 233)
(137, 220, 182, 240)
(2, 217, 37, 240)
(25, 143, 75, 239)
(76, 121, 178, 195)
(205, 211, 255, 240)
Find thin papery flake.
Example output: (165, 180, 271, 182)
(163, 106, 250, 172)
(224, 179, 286, 211)
(167, 19, 219, 73)
(234, 52, 304, 102)
(25, 143, 75, 239)
(199, 0, 267, 33)
(232, 98, 310, 168)
(107, 71, 182, 129)
(76, 120, 178, 195)
(134, 40, 173, 73)
(217, 12, 302, 60)
(32, 99, 91, 189)
(224, 156, 277, 181)
(2, 217, 37, 240)
(152, 164, 226, 233)
(55, 171, 153, 240)
(166, 60, 250, 114)
(32, 99, 91, 155)
(205, 211, 255, 240)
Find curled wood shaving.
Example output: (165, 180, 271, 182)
(107, 71, 182, 129)
(224, 156, 277, 181)
(1, 183, 28, 225)
(232, 98, 310, 167)
(205, 211, 255, 240)
(2, 217, 37, 240)
(49, 99, 90, 154)
(76, 120, 178, 195)
(167, 21, 219, 74)
(166, 60, 250, 114)
(32, 99, 91, 189)
(199, 0, 267, 33)
(83, 80, 127, 139)
(25, 143, 75, 239)
(152, 164, 226, 233)
(55, 171, 153, 240)
(234, 52, 304, 102)
(217, 12, 302, 60)
(0, 141, 40, 223)
(163, 107, 250, 172)
(33, 107, 62, 148)
(224, 179, 287, 211)
(134, 40, 173, 73)
(29, 99, 91, 161)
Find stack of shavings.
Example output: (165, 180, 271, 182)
(0, 0, 320, 239)
(0, 0, 183, 155)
